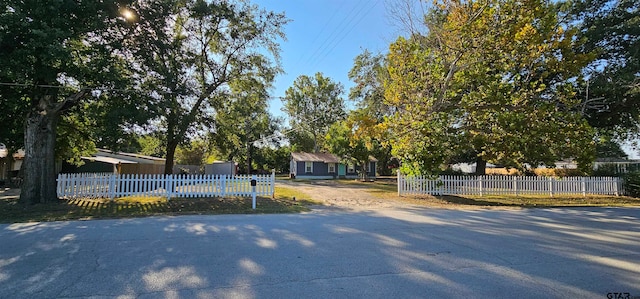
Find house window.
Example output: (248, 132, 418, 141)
(348, 163, 355, 173)
(328, 163, 336, 173)
(305, 161, 313, 173)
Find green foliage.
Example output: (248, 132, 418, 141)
(56, 114, 97, 166)
(348, 50, 394, 175)
(593, 162, 640, 176)
(0, 0, 140, 203)
(124, 0, 288, 173)
(175, 139, 210, 165)
(212, 77, 281, 173)
(286, 130, 315, 153)
(623, 171, 640, 197)
(0, 0, 134, 152)
(572, 0, 640, 141)
(385, 0, 597, 175)
(349, 50, 392, 119)
(283, 72, 346, 152)
(324, 110, 381, 179)
(137, 134, 166, 158)
(261, 146, 291, 173)
(595, 139, 628, 159)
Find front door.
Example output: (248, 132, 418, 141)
(338, 164, 346, 176)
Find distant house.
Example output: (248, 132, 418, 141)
(289, 152, 377, 180)
(62, 149, 165, 174)
(594, 158, 640, 174)
(0, 147, 25, 184)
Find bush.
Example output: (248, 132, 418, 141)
(623, 171, 640, 197)
(593, 164, 623, 176)
(533, 168, 585, 177)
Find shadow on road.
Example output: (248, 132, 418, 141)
(1, 207, 639, 298)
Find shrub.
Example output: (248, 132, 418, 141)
(486, 168, 520, 175)
(593, 164, 623, 176)
(533, 168, 585, 177)
(623, 171, 640, 197)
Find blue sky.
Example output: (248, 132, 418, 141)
(252, 0, 638, 158)
(253, 0, 400, 119)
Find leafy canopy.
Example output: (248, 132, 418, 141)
(123, 0, 288, 173)
(572, 0, 640, 142)
(282, 72, 346, 152)
(385, 0, 597, 175)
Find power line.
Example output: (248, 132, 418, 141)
(307, 1, 370, 66)
(0, 82, 286, 100)
(250, 114, 326, 146)
(310, 0, 382, 70)
(303, 0, 368, 67)
(293, 1, 348, 67)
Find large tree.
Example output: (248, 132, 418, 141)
(212, 78, 280, 174)
(124, 0, 287, 174)
(282, 72, 346, 152)
(385, 0, 597, 175)
(0, 0, 133, 204)
(572, 0, 640, 143)
(348, 50, 394, 175)
(325, 110, 382, 180)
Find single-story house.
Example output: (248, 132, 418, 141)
(593, 158, 640, 174)
(0, 147, 25, 184)
(290, 152, 377, 179)
(62, 149, 166, 174)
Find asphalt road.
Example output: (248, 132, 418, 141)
(1, 207, 639, 299)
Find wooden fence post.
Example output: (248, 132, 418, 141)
(397, 170, 401, 196)
(56, 173, 63, 198)
(165, 174, 173, 200)
(221, 175, 227, 197)
(549, 177, 554, 197)
(109, 174, 116, 201)
(271, 169, 276, 199)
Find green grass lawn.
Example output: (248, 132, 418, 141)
(333, 179, 640, 208)
(3, 180, 639, 224)
(0, 186, 314, 223)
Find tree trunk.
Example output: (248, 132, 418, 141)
(475, 156, 487, 175)
(313, 133, 319, 153)
(19, 109, 60, 204)
(360, 161, 368, 181)
(165, 140, 179, 174)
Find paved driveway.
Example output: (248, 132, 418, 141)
(1, 207, 639, 298)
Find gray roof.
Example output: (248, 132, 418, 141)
(291, 152, 341, 163)
(291, 152, 378, 163)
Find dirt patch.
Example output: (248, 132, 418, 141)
(277, 179, 411, 210)
(276, 179, 523, 211)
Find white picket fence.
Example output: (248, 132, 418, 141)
(397, 173, 623, 197)
(57, 172, 275, 200)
